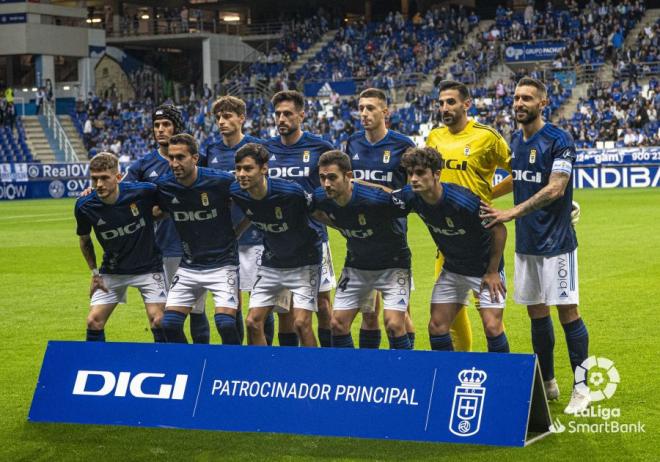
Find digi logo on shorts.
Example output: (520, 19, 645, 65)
(352, 170, 393, 182)
(100, 218, 146, 240)
(173, 209, 218, 222)
(72, 370, 188, 400)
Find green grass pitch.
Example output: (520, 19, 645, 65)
(1, 188, 658, 461)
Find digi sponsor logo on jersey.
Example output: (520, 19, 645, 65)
(72, 370, 188, 400)
(172, 209, 218, 222)
(511, 169, 543, 184)
(352, 170, 394, 182)
(253, 221, 289, 233)
(339, 228, 374, 239)
(269, 166, 311, 178)
(427, 223, 466, 236)
(99, 218, 146, 240)
(440, 159, 468, 171)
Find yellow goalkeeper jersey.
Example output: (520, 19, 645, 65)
(426, 119, 511, 202)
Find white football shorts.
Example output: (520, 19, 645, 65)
(166, 265, 239, 310)
(163, 256, 207, 314)
(319, 240, 336, 292)
(334, 267, 411, 312)
(238, 244, 263, 291)
(90, 272, 167, 306)
(249, 264, 320, 312)
(514, 250, 579, 306)
(431, 269, 506, 309)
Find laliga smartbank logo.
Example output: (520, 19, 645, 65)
(72, 370, 188, 400)
(548, 356, 645, 434)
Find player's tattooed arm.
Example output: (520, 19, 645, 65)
(234, 217, 251, 238)
(79, 235, 108, 297)
(480, 172, 570, 226)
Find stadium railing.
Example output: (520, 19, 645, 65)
(44, 102, 80, 163)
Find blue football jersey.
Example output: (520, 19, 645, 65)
(345, 130, 416, 189)
(155, 168, 238, 270)
(394, 183, 501, 277)
(230, 178, 322, 268)
(123, 149, 182, 258)
(200, 134, 264, 246)
(510, 123, 577, 256)
(74, 182, 162, 275)
(264, 132, 334, 241)
(313, 183, 411, 270)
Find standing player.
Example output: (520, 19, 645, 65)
(345, 87, 416, 349)
(75, 152, 166, 342)
(314, 151, 412, 349)
(265, 90, 335, 347)
(425, 80, 513, 352)
(231, 143, 322, 347)
(395, 147, 510, 353)
(155, 134, 241, 345)
(481, 77, 590, 414)
(123, 104, 210, 344)
(200, 95, 276, 345)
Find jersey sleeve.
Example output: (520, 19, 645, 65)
(551, 133, 577, 175)
(74, 202, 92, 236)
(493, 133, 512, 172)
(122, 158, 143, 182)
(390, 187, 414, 217)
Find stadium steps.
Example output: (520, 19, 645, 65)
(288, 29, 338, 74)
(624, 8, 660, 48)
(21, 116, 57, 163)
(417, 19, 494, 95)
(58, 116, 87, 159)
(551, 83, 589, 122)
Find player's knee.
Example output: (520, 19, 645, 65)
(87, 313, 106, 331)
(331, 316, 349, 335)
(150, 312, 164, 328)
(294, 316, 312, 334)
(245, 314, 264, 333)
(557, 304, 580, 324)
(482, 319, 503, 337)
(384, 316, 405, 337)
(361, 312, 379, 329)
(527, 304, 550, 319)
(428, 318, 450, 335)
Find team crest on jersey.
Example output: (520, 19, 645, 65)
(201, 192, 209, 206)
(303, 151, 311, 163)
(130, 203, 139, 217)
(446, 217, 454, 228)
(464, 145, 471, 157)
(383, 150, 391, 164)
(358, 213, 366, 226)
(275, 207, 283, 219)
(529, 149, 537, 164)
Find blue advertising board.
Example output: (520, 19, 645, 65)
(304, 80, 357, 97)
(505, 41, 566, 62)
(29, 342, 552, 447)
(0, 13, 26, 24)
(494, 165, 660, 189)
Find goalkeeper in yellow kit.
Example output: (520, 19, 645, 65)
(426, 80, 513, 351)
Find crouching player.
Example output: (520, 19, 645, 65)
(75, 152, 166, 342)
(395, 147, 510, 353)
(231, 143, 322, 347)
(313, 150, 413, 349)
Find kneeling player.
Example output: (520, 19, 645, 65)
(313, 151, 412, 350)
(396, 147, 510, 353)
(75, 152, 166, 342)
(231, 143, 321, 347)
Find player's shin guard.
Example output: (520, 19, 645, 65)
(86, 328, 105, 342)
(430, 333, 453, 351)
(214, 313, 241, 345)
(486, 332, 510, 353)
(332, 334, 354, 348)
(151, 327, 166, 343)
(359, 328, 381, 349)
(531, 316, 555, 380)
(318, 328, 333, 347)
(390, 334, 412, 350)
(235, 309, 245, 344)
(278, 332, 299, 347)
(162, 311, 188, 343)
(562, 318, 589, 375)
(264, 312, 275, 346)
(450, 307, 473, 352)
(189, 312, 210, 344)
